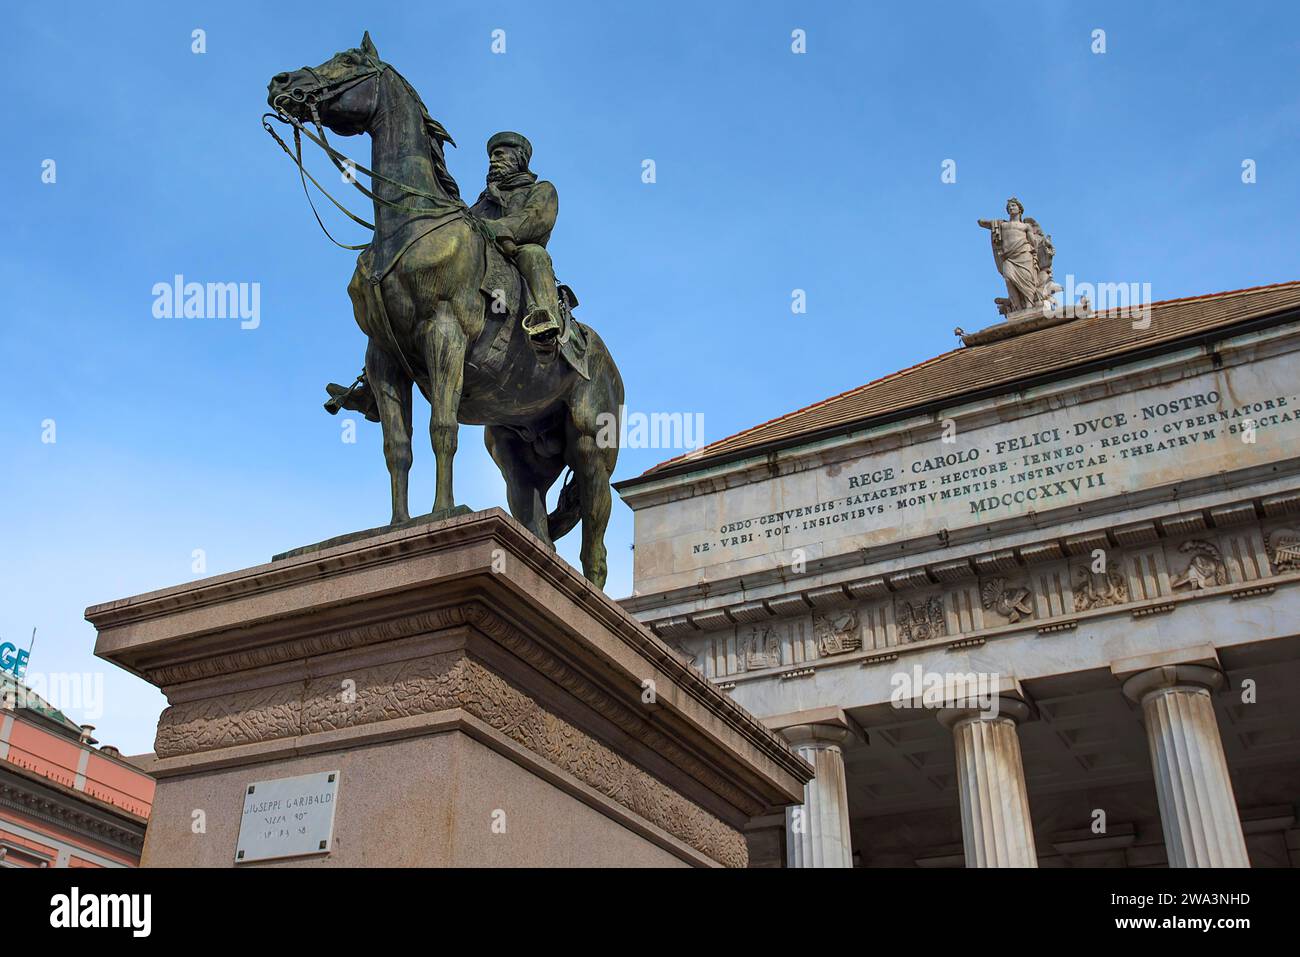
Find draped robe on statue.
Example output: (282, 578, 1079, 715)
(989, 219, 1041, 312)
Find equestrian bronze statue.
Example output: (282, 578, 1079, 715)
(265, 32, 623, 587)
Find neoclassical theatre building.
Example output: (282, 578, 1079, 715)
(615, 280, 1300, 868)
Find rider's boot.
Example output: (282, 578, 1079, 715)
(324, 378, 380, 422)
(521, 284, 566, 344)
(517, 247, 566, 345)
(517, 249, 588, 379)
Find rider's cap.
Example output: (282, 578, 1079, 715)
(487, 131, 532, 166)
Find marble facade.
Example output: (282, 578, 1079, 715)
(618, 304, 1300, 868)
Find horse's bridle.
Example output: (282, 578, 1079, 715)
(264, 52, 469, 250)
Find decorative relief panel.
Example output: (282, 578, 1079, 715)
(301, 655, 463, 734)
(1170, 540, 1229, 591)
(980, 577, 1034, 623)
(813, 609, 861, 656)
(741, 625, 782, 671)
(1072, 565, 1128, 611)
(1266, 527, 1300, 572)
(156, 682, 303, 756)
(646, 505, 1299, 682)
(896, 595, 946, 643)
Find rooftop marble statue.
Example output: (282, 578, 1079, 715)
(978, 197, 1062, 319)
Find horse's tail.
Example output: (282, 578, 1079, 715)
(547, 470, 582, 542)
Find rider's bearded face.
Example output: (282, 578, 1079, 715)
(488, 146, 523, 181)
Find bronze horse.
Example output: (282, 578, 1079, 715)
(267, 33, 622, 586)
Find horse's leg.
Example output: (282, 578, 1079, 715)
(484, 426, 563, 547)
(418, 299, 468, 514)
(565, 381, 620, 588)
(364, 339, 414, 525)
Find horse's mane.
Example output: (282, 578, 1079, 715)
(387, 65, 463, 202)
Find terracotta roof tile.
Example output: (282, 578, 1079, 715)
(635, 281, 1300, 481)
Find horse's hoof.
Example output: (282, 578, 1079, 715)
(428, 504, 472, 522)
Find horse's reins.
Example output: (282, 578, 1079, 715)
(262, 53, 513, 389)
(262, 54, 470, 250)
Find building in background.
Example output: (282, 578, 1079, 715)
(0, 679, 154, 867)
(617, 281, 1300, 868)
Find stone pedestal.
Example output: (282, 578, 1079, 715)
(1121, 664, 1250, 868)
(938, 697, 1038, 868)
(87, 509, 810, 868)
(780, 723, 855, 868)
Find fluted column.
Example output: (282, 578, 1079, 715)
(938, 697, 1038, 867)
(781, 723, 854, 868)
(1122, 665, 1249, 868)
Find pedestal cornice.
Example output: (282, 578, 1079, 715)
(86, 509, 813, 868)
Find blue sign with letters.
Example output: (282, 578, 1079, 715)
(0, 642, 30, 681)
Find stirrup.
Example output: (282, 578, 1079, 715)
(522, 306, 561, 340)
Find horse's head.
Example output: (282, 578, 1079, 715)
(267, 32, 386, 135)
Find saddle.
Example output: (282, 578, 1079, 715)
(322, 224, 592, 420)
(478, 240, 590, 380)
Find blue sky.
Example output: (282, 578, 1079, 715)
(3, 1, 1298, 753)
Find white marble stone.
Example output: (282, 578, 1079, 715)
(617, 311, 1300, 871)
(720, 583, 1300, 725)
(1122, 664, 1251, 868)
(938, 697, 1038, 867)
(622, 327, 1300, 596)
(781, 723, 854, 868)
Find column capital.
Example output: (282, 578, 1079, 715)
(1111, 643, 1220, 682)
(780, 722, 856, 749)
(1121, 663, 1225, 705)
(766, 706, 865, 748)
(937, 694, 1033, 730)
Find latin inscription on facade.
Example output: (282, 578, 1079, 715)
(633, 354, 1299, 592)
